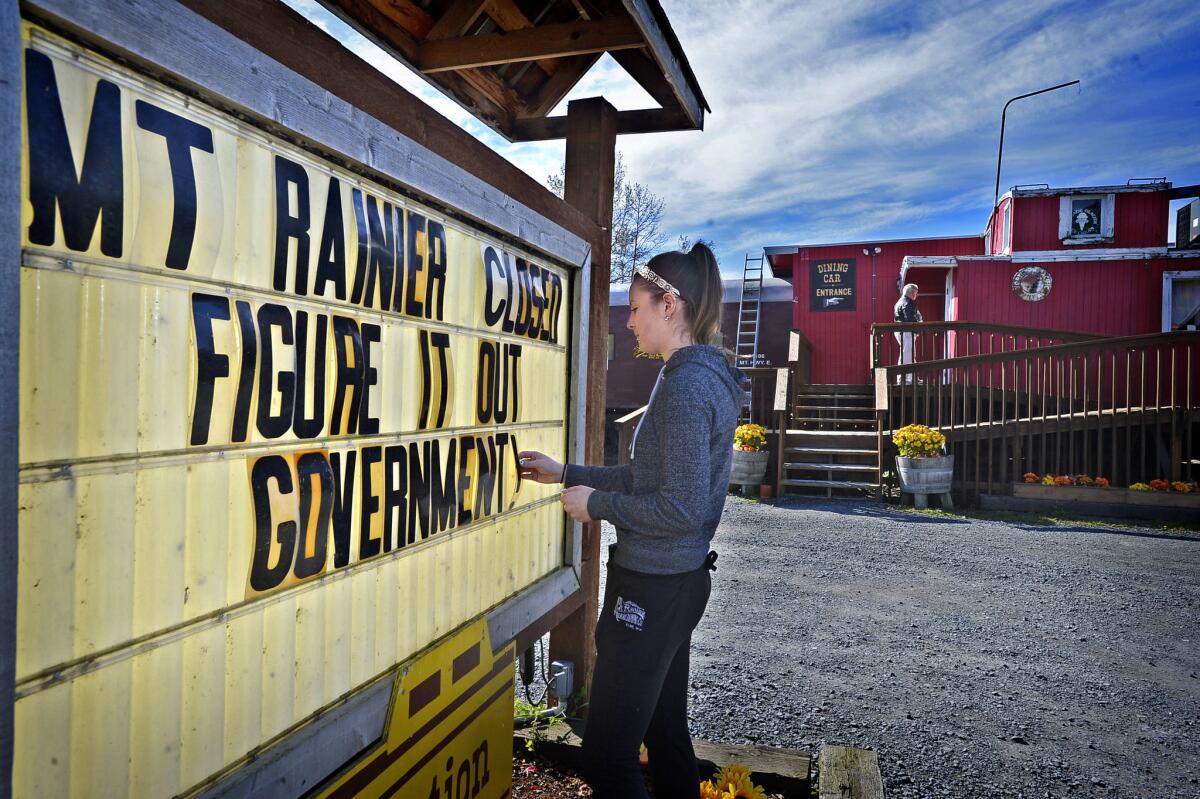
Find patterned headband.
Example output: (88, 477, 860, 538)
(635, 265, 681, 297)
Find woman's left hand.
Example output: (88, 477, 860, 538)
(561, 486, 594, 522)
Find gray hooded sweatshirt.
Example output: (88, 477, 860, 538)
(564, 344, 744, 574)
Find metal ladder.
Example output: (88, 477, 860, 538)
(735, 253, 764, 369)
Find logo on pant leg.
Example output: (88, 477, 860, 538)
(613, 596, 646, 631)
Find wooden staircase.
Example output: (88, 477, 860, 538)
(780, 384, 880, 496)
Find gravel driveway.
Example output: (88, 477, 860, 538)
(595, 498, 1200, 799)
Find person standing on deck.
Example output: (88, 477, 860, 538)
(894, 282, 922, 383)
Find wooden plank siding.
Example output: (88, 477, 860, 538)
(606, 296, 794, 409)
(955, 257, 1182, 338)
(781, 237, 984, 385)
(1011, 192, 1171, 251)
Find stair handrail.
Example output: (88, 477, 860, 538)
(875, 329, 1199, 491)
(870, 321, 1107, 369)
(876, 329, 1200, 386)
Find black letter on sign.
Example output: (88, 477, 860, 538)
(482, 246, 507, 329)
(549, 273, 563, 343)
(408, 441, 432, 543)
(231, 300, 258, 443)
(359, 445, 383, 560)
(384, 445, 408, 552)
(425, 220, 447, 321)
(359, 323, 381, 435)
(362, 195, 395, 310)
(314, 178, 347, 300)
(329, 451, 356, 568)
(513, 258, 531, 337)
(134, 100, 214, 270)
(256, 303, 296, 439)
(330, 316, 364, 435)
(293, 452, 333, 579)
(293, 312, 328, 439)
(430, 438, 457, 534)
(404, 211, 426, 318)
(25, 49, 123, 256)
(348, 189, 369, 305)
(474, 435, 496, 519)
(476, 340, 496, 424)
(273, 156, 310, 293)
(419, 331, 452, 430)
(456, 436, 475, 527)
(190, 293, 231, 445)
(249, 455, 297, 592)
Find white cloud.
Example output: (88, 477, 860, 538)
(281, 0, 1200, 267)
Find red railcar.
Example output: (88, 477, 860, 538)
(605, 278, 794, 410)
(764, 180, 1200, 384)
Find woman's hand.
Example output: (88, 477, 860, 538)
(518, 450, 565, 484)
(561, 486, 594, 523)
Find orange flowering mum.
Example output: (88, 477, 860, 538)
(1149, 479, 1170, 491)
(1023, 472, 1039, 483)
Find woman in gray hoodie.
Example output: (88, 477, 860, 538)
(520, 243, 743, 798)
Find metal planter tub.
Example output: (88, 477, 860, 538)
(730, 449, 770, 486)
(896, 455, 954, 507)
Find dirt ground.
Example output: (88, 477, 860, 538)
(664, 497, 1200, 799)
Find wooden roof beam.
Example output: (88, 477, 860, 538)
(418, 17, 644, 73)
(609, 48, 677, 111)
(510, 107, 694, 141)
(424, 0, 491, 41)
(481, 0, 566, 81)
(620, 0, 707, 128)
(522, 52, 602, 118)
(316, 0, 512, 131)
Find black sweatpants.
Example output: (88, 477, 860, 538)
(581, 555, 714, 799)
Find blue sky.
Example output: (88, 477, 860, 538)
(285, 0, 1200, 276)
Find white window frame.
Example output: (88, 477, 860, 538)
(1162, 270, 1200, 332)
(1002, 199, 1012, 253)
(1059, 193, 1115, 244)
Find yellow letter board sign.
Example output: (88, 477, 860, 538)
(15, 22, 573, 797)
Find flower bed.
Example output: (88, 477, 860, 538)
(1012, 482, 1200, 508)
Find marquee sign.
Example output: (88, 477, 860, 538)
(15, 22, 575, 797)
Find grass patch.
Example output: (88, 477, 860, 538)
(894, 504, 1200, 535)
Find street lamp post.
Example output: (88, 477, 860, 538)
(994, 80, 1080, 207)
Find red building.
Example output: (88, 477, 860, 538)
(766, 179, 1200, 384)
(605, 278, 794, 410)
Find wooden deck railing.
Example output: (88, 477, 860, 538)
(875, 331, 1200, 494)
(870, 321, 1106, 371)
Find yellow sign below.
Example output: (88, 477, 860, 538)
(320, 620, 515, 799)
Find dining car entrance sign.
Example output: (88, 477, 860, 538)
(12, 18, 583, 798)
(810, 258, 857, 311)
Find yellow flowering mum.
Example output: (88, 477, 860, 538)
(892, 424, 946, 457)
(734, 423, 768, 452)
(700, 764, 767, 799)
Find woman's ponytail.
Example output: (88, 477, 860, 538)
(633, 241, 728, 352)
(686, 243, 724, 348)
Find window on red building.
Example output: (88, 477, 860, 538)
(1058, 193, 1115, 244)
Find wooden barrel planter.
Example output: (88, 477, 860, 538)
(896, 455, 954, 509)
(730, 449, 770, 486)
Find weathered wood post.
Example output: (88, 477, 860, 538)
(1, 0, 19, 785)
(550, 97, 617, 705)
